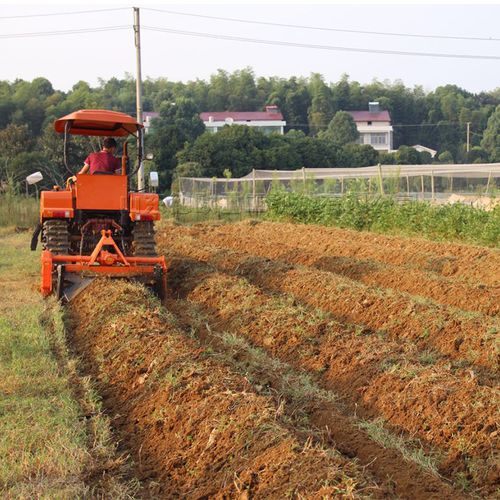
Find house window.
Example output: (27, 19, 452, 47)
(370, 133, 387, 145)
(260, 126, 282, 135)
(367, 121, 372, 125)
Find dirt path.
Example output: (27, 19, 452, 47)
(184, 223, 499, 315)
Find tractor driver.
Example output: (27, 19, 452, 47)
(72, 137, 121, 179)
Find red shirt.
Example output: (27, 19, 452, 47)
(84, 151, 121, 174)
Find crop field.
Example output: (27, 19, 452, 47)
(4, 221, 498, 498)
(61, 221, 498, 498)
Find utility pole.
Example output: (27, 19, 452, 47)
(466, 122, 471, 153)
(133, 7, 145, 191)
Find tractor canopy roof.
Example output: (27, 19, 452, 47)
(54, 109, 143, 137)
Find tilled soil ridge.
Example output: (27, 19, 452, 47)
(229, 222, 499, 286)
(68, 280, 383, 499)
(189, 223, 499, 315)
(159, 228, 499, 373)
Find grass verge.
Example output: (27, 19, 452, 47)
(0, 229, 134, 498)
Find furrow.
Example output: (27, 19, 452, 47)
(167, 294, 467, 499)
(67, 279, 382, 498)
(188, 221, 500, 286)
(162, 250, 499, 495)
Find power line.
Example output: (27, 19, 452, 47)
(0, 7, 129, 20)
(144, 7, 500, 43)
(392, 122, 462, 128)
(0, 26, 130, 39)
(279, 122, 464, 128)
(143, 26, 500, 61)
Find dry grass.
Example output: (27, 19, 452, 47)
(0, 196, 38, 228)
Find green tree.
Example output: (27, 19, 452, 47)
(337, 144, 378, 167)
(467, 146, 489, 163)
(147, 97, 205, 189)
(172, 161, 203, 184)
(308, 73, 334, 135)
(0, 124, 34, 159)
(481, 105, 500, 161)
(177, 125, 268, 178)
(438, 150, 454, 163)
(320, 111, 359, 146)
(395, 145, 421, 164)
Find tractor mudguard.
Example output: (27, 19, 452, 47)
(31, 223, 42, 251)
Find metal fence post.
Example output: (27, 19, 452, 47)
(252, 169, 256, 210)
(486, 171, 492, 193)
(377, 163, 384, 195)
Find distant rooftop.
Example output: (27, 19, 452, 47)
(347, 110, 391, 122)
(200, 105, 284, 122)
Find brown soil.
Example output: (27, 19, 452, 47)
(162, 252, 498, 496)
(63, 220, 499, 499)
(67, 280, 383, 499)
(183, 222, 499, 315)
(233, 222, 499, 286)
(158, 228, 499, 373)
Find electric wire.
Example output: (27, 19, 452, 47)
(271, 122, 465, 128)
(0, 7, 129, 20)
(143, 26, 500, 61)
(143, 7, 500, 43)
(0, 26, 130, 39)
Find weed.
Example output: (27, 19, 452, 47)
(419, 350, 438, 365)
(358, 418, 443, 476)
(454, 472, 471, 492)
(420, 328, 430, 339)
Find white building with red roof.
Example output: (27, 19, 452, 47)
(200, 105, 286, 135)
(348, 102, 393, 152)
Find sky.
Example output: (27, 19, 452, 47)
(1, 1, 499, 94)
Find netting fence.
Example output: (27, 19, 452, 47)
(178, 163, 500, 212)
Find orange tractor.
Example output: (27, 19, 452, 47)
(31, 109, 167, 301)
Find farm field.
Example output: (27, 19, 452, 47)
(153, 221, 499, 497)
(4, 221, 498, 497)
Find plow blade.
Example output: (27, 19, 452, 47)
(58, 271, 95, 303)
(41, 230, 167, 302)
